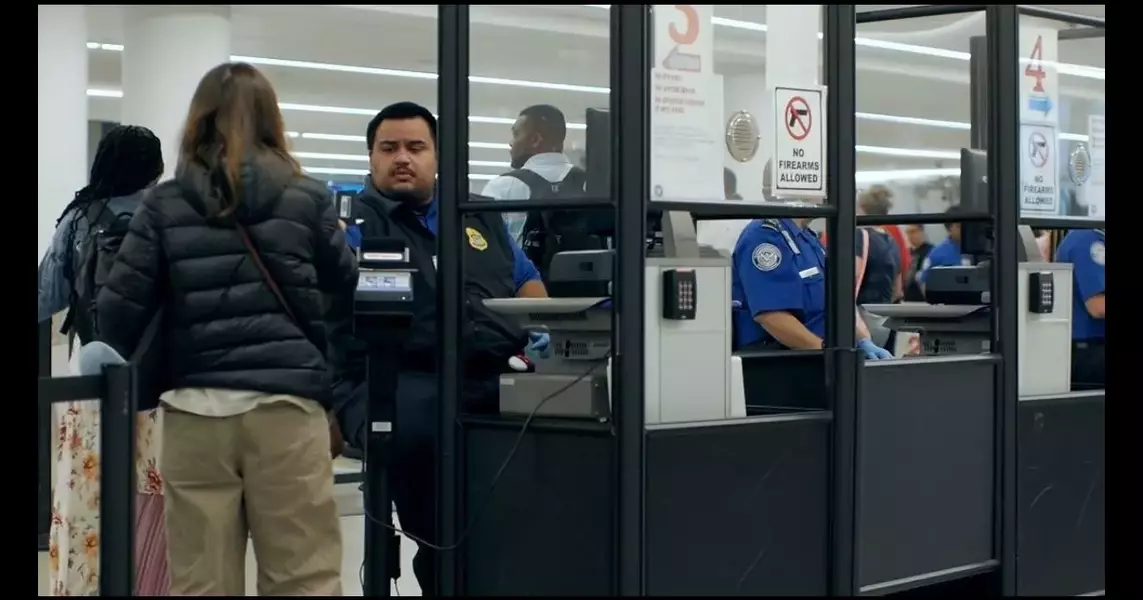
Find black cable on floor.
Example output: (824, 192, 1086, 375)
(357, 355, 608, 589)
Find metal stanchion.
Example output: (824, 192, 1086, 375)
(38, 365, 137, 596)
(38, 321, 53, 552)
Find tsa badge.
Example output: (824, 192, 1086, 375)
(466, 227, 488, 251)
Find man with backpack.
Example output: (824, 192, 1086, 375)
(481, 104, 608, 294)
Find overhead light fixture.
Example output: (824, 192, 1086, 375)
(580, 6, 1104, 80)
(856, 145, 959, 160)
(295, 131, 511, 149)
(86, 90, 588, 129)
(88, 90, 1091, 144)
(306, 164, 958, 184)
(855, 167, 961, 183)
(86, 42, 608, 94)
(88, 17, 1104, 95)
(294, 144, 963, 163)
(303, 166, 497, 181)
(295, 151, 511, 170)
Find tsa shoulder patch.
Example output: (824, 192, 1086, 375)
(466, 226, 488, 251)
(1089, 241, 1104, 266)
(752, 242, 782, 272)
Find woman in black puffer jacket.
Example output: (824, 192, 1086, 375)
(96, 62, 358, 596)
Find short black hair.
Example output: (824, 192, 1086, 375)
(943, 204, 966, 230)
(519, 104, 567, 144)
(366, 101, 437, 150)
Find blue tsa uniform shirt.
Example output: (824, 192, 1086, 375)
(345, 194, 541, 290)
(1055, 229, 1105, 341)
(731, 218, 827, 349)
(917, 237, 968, 286)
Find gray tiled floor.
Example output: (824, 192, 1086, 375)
(38, 476, 421, 596)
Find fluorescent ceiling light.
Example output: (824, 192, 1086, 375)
(295, 145, 964, 163)
(89, 16, 1104, 98)
(856, 145, 959, 160)
(855, 167, 960, 183)
(291, 130, 1087, 158)
(303, 166, 497, 181)
(87, 42, 608, 94)
(296, 131, 510, 150)
(307, 164, 956, 184)
(581, 6, 1104, 80)
(87, 88, 1090, 142)
(294, 151, 511, 170)
(86, 90, 587, 129)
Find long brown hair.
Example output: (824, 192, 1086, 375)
(178, 62, 299, 218)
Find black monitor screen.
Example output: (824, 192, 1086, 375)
(585, 108, 611, 198)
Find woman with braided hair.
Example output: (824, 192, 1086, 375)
(37, 124, 169, 595)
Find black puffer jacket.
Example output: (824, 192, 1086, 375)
(96, 155, 358, 408)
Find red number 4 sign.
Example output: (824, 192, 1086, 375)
(1024, 35, 1047, 93)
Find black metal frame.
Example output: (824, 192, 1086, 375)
(985, 7, 1022, 594)
(822, 6, 859, 596)
(436, 5, 468, 595)
(436, 4, 852, 596)
(38, 366, 136, 596)
(856, 5, 1104, 596)
(611, 5, 651, 595)
(433, 2, 1103, 596)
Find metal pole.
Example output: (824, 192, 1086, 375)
(99, 364, 136, 597)
(823, 5, 859, 596)
(362, 351, 394, 597)
(612, 4, 649, 596)
(969, 35, 989, 150)
(38, 321, 52, 551)
(436, 5, 469, 596)
(824, 4, 858, 353)
(985, 5, 1020, 596)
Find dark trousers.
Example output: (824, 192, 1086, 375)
(1071, 339, 1105, 390)
(390, 370, 498, 595)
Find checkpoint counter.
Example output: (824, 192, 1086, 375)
(856, 226, 1104, 596)
(454, 216, 1102, 596)
(460, 212, 831, 595)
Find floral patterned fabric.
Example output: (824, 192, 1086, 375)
(47, 351, 168, 596)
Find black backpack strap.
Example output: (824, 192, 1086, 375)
(503, 169, 556, 199)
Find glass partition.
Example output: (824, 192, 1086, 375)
(466, 5, 611, 240)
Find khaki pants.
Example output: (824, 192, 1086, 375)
(161, 403, 342, 596)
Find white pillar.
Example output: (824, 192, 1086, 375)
(121, 6, 232, 181)
(38, 5, 88, 263)
(766, 5, 822, 228)
(765, 4, 823, 199)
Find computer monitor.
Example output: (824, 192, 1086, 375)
(955, 149, 992, 257)
(583, 107, 662, 244)
(585, 108, 611, 198)
(959, 148, 989, 213)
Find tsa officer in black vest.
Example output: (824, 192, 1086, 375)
(329, 101, 548, 594)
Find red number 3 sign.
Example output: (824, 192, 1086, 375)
(668, 5, 699, 46)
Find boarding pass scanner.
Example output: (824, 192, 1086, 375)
(862, 226, 1073, 395)
(483, 211, 747, 425)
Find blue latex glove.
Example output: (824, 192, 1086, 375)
(528, 331, 551, 353)
(524, 331, 552, 361)
(857, 338, 893, 360)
